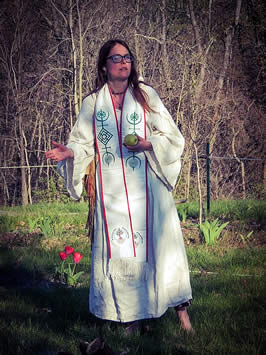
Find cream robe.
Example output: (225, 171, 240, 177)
(63, 84, 192, 322)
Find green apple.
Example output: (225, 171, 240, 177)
(124, 134, 138, 146)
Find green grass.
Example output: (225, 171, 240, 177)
(1, 199, 265, 226)
(0, 201, 265, 354)
(177, 199, 266, 224)
(187, 246, 265, 277)
(0, 245, 264, 354)
(0, 201, 89, 238)
(0, 200, 88, 215)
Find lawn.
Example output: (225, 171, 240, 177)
(0, 200, 265, 354)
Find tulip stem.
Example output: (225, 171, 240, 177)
(60, 260, 65, 280)
(72, 263, 76, 276)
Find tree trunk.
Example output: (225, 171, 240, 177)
(19, 119, 28, 205)
(210, 0, 242, 149)
(232, 128, 246, 199)
(194, 143, 203, 224)
(161, 0, 171, 90)
(69, 0, 79, 118)
(185, 158, 192, 201)
(77, 0, 83, 111)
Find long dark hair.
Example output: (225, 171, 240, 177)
(93, 39, 152, 112)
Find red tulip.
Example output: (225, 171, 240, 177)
(65, 246, 74, 255)
(73, 252, 83, 264)
(59, 251, 67, 261)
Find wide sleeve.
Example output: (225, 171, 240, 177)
(63, 94, 96, 200)
(143, 86, 185, 191)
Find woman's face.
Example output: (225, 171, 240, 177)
(104, 44, 132, 83)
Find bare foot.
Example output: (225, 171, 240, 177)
(124, 320, 141, 335)
(176, 308, 194, 333)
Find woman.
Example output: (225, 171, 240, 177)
(46, 39, 193, 332)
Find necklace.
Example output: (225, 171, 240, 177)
(109, 86, 127, 109)
(111, 91, 125, 95)
(112, 94, 123, 110)
(110, 86, 127, 96)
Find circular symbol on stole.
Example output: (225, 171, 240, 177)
(111, 227, 129, 246)
(96, 109, 109, 122)
(103, 152, 115, 167)
(134, 232, 143, 248)
(126, 112, 142, 125)
(126, 156, 141, 169)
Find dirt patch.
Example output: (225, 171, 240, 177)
(0, 231, 41, 248)
(181, 220, 265, 248)
(0, 222, 264, 292)
(1, 219, 265, 251)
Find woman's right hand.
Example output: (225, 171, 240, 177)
(45, 141, 74, 162)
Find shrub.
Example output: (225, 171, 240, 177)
(200, 218, 229, 245)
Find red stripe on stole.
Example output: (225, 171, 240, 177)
(109, 87, 136, 257)
(93, 114, 112, 258)
(144, 110, 149, 262)
(96, 87, 149, 260)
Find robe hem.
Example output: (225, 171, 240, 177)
(90, 297, 192, 323)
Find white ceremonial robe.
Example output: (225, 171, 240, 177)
(63, 84, 192, 322)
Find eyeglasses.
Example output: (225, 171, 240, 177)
(106, 54, 134, 63)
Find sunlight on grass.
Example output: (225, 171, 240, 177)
(187, 246, 266, 277)
(0, 200, 265, 354)
(176, 199, 266, 223)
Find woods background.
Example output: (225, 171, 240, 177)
(0, 0, 265, 206)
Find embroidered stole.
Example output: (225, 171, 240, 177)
(94, 84, 148, 269)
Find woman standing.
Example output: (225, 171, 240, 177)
(46, 39, 193, 332)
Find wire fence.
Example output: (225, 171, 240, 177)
(0, 154, 265, 206)
(0, 155, 265, 170)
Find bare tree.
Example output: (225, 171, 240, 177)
(0, 0, 265, 206)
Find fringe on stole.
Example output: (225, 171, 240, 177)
(107, 259, 153, 281)
(84, 157, 96, 244)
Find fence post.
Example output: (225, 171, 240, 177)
(206, 142, 210, 214)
